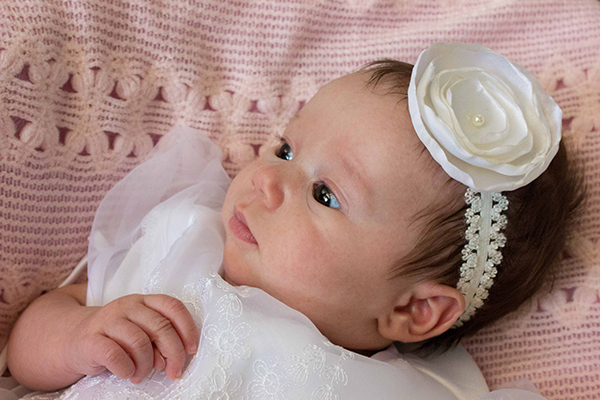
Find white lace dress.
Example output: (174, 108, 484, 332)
(14, 128, 548, 400)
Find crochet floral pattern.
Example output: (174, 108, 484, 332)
(1, 1, 600, 398)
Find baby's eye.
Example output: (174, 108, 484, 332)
(313, 183, 340, 209)
(276, 142, 293, 160)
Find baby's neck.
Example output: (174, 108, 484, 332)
(348, 347, 382, 357)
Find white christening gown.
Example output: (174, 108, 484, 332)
(12, 127, 548, 400)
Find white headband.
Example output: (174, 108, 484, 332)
(407, 42, 562, 325)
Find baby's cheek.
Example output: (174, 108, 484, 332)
(286, 232, 346, 283)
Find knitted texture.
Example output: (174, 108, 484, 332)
(1, 0, 599, 397)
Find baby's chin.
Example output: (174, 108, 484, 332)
(220, 246, 255, 288)
(220, 251, 239, 286)
(221, 269, 240, 286)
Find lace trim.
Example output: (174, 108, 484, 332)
(455, 189, 508, 328)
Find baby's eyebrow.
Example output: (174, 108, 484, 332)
(340, 155, 372, 206)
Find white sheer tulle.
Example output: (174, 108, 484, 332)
(13, 127, 548, 399)
(86, 127, 231, 307)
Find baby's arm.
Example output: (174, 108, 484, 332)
(7, 283, 199, 391)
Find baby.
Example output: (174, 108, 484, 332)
(6, 43, 582, 399)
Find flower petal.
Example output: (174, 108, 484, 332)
(408, 42, 562, 191)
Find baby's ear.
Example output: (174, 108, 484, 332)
(377, 282, 465, 343)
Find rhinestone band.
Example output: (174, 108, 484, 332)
(454, 188, 508, 328)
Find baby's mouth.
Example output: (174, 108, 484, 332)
(228, 207, 258, 245)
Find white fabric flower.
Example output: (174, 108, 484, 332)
(203, 315, 251, 368)
(199, 366, 243, 400)
(248, 360, 288, 399)
(408, 42, 561, 191)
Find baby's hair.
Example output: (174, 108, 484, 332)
(361, 59, 586, 355)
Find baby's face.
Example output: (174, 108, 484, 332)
(221, 72, 444, 350)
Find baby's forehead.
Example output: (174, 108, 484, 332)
(315, 74, 427, 161)
(306, 74, 414, 138)
(301, 75, 455, 220)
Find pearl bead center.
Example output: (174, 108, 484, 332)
(471, 114, 485, 127)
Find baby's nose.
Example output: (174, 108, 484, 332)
(251, 165, 285, 212)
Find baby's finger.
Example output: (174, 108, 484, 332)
(143, 295, 199, 355)
(153, 345, 165, 371)
(92, 335, 135, 381)
(126, 300, 189, 381)
(104, 319, 154, 384)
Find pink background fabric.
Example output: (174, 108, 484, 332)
(1, 0, 599, 398)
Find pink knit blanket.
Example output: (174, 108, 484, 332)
(1, 1, 599, 398)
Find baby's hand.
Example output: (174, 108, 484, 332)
(69, 294, 199, 384)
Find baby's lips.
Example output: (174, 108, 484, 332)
(230, 207, 258, 245)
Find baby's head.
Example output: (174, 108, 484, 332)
(221, 44, 583, 354)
